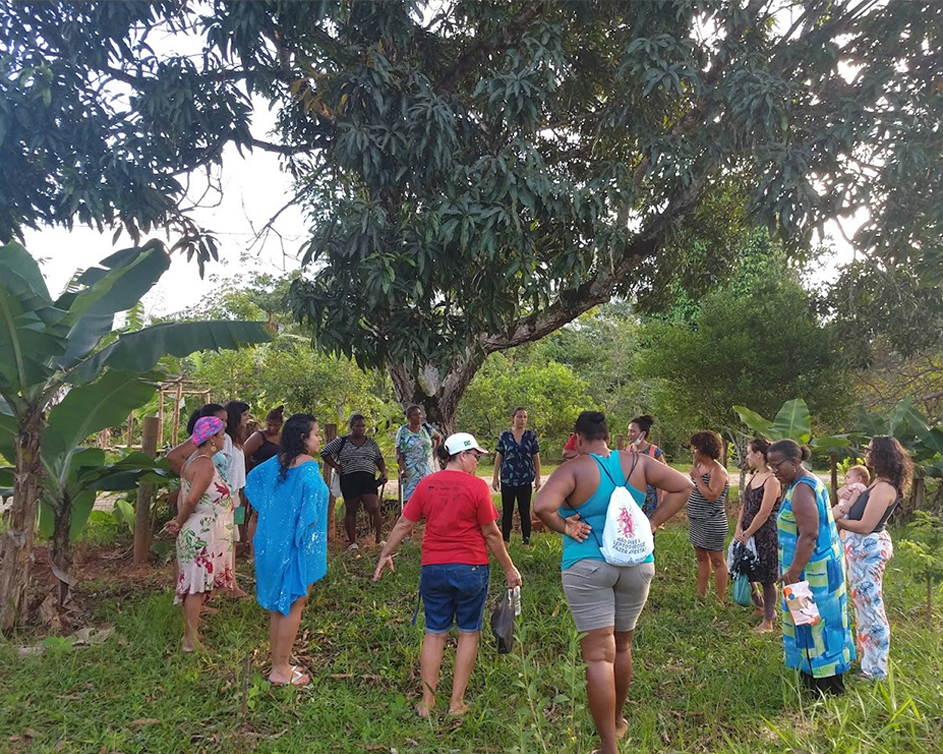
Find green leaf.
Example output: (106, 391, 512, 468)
(42, 371, 158, 478)
(0, 242, 53, 307)
(770, 399, 811, 444)
(0, 399, 16, 464)
(69, 320, 271, 385)
(732, 405, 773, 437)
(919, 427, 943, 457)
(0, 280, 62, 395)
(888, 396, 929, 441)
(59, 243, 171, 368)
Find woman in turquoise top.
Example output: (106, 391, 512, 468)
(534, 411, 692, 754)
(768, 439, 854, 695)
(246, 413, 329, 687)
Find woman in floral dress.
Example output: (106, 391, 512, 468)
(164, 416, 235, 652)
(395, 405, 441, 503)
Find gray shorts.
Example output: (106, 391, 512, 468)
(561, 559, 656, 633)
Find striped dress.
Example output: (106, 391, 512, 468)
(687, 470, 729, 551)
(778, 474, 854, 679)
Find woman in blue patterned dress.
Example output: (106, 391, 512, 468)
(491, 407, 542, 544)
(246, 413, 329, 686)
(835, 435, 911, 681)
(395, 405, 442, 502)
(626, 414, 667, 518)
(768, 439, 854, 694)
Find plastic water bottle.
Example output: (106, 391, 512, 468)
(511, 586, 522, 617)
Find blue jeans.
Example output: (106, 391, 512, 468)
(419, 563, 490, 633)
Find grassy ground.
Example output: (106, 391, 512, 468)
(1, 520, 941, 754)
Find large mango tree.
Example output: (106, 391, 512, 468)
(0, 241, 270, 631)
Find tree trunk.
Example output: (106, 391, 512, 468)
(0, 409, 43, 632)
(830, 456, 838, 504)
(388, 352, 483, 435)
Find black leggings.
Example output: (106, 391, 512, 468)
(501, 483, 532, 543)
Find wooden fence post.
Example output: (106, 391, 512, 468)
(134, 416, 160, 565)
(324, 423, 337, 550)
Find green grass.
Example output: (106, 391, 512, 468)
(1, 524, 941, 753)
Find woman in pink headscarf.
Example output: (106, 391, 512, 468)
(163, 416, 235, 652)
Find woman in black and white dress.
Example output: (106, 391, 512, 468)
(686, 430, 729, 603)
(321, 414, 388, 550)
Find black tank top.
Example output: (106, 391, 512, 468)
(846, 483, 899, 534)
(249, 434, 279, 469)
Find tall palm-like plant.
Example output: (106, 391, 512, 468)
(0, 241, 270, 631)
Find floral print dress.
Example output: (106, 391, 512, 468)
(174, 455, 235, 603)
(395, 424, 435, 502)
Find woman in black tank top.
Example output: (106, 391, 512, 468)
(244, 405, 284, 471)
(835, 436, 912, 681)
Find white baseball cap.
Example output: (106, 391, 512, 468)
(444, 432, 489, 455)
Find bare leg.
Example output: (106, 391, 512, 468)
(269, 595, 309, 684)
(449, 630, 480, 715)
(362, 493, 383, 544)
(581, 627, 619, 754)
(708, 550, 728, 604)
(344, 496, 362, 547)
(418, 631, 449, 717)
(247, 511, 258, 562)
(694, 547, 711, 599)
(754, 582, 778, 631)
(182, 592, 203, 651)
(613, 630, 635, 739)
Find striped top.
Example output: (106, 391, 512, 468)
(320, 436, 383, 476)
(686, 471, 728, 520)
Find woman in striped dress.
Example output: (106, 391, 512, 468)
(686, 430, 729, 603)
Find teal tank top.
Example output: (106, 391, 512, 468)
(558, 452, 655, 570)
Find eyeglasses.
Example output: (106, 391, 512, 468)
(768, 458, 791, 470)
(464, 451, 480, 463)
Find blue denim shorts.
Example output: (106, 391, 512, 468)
(419, 563, 490, 634)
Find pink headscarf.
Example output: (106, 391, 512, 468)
(191, 416, 224, 446)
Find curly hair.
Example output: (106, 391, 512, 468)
(867, 435, 913, 494)
(690, 430, 723, 460)
(278, 413, 317, 482)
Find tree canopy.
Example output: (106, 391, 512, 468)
(2, 0, 941, 424)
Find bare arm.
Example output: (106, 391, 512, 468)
(533, 465, 593, 542)
(836, 483, 895, 533)
(640, 458, 694, 530)
(165, 439, 197, 475)
(533, 452, 542, 490)
(481, 521, 522, 587)
(373, 514, 418, 580)
(780, 483, 819, 584)
(690, 461, 728, 502)
(243, 431, 263, 462)
(491, 451, 504, 491)
(163, 457, 214, 534)
(736, 475, 779, 542)
(376, 455, 388, 483)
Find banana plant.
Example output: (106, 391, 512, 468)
(0, 241, 270, 630)
(733, 398, 852, 499)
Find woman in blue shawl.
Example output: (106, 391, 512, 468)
(246, 413, 328, 686)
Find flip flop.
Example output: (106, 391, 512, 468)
(269, 665, 311, 687)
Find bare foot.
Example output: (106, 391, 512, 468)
(751, 607, 765, 618)
(615, 716, 629, 740)
(752, 620, 776, 633)
(415, 701, 434, 718)
(201, 604, 219, 615)
(448, 702, 470, 717)
(269, 665, 311, 686)
(228, 586, 251, 599)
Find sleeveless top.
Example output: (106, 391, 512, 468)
(249, 432, 280, 469)
(846, 483, 899, 533)
(686, 469, 728, 520)
(558, 451, 654, 569)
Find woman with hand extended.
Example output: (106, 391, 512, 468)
(163, 416, 235, 652)
(321, 414, 388, 550)
(626, 414, 667, 519)
(769, 439, 854, 695)
(835, 436, 911, 681)
(533, 411, 693, 754)
(374, 433, 521, 719)
(246, 413, 329, 687)
(734, 438, 781, 632)
(686, 431, 730, 603)
(395, 404, 441, 503)
(491, 407, 542, 545)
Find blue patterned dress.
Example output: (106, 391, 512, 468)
(777, 474, 855, 679)
(246, 457, 329, 616)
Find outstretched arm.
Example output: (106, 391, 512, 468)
(373, 514, 417, 580)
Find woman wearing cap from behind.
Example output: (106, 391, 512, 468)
(163, 416, 235, 652)
(374, 432, 522, 718)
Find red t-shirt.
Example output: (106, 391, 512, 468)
(402, 470, 498, 566)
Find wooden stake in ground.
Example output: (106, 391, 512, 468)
(324, 423, 337, 550)
(133, 416, 159, 565)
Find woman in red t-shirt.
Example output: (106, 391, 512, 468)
(374, 432, 522, 718)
